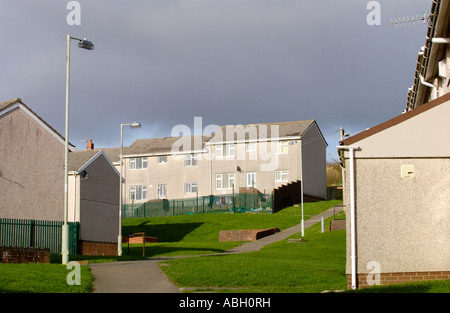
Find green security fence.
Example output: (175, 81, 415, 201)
(0, 218, 79, 255)
(122, 193, 273, 219)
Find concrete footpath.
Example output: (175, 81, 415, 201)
(88, 206, 343, 293)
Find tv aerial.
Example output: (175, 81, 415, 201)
(390, 11, 431, 27)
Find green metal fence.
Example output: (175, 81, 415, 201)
(0, 218, 79, 255)
(122, 193, 273, 219)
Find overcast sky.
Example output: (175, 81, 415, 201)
(0, 0, 429, 161)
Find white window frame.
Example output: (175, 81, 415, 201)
(246, 172, 256, 187)
(216, 173, 235, 190)
(129, 185, 148, 201)
(184, 153, 198, 166)
(216, 144, 235, 158)
(275, 170, 289, 182)
(130, 157, 148, 169)
(157, 156, 168, 164)
(246, 142, 256, 152)
(184, 182, 198, 194)
(158, 184, 167, 199)
(276, 141, 288, 154)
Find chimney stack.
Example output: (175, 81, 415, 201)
(87, 139, 94, 150)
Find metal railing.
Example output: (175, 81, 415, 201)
(122, 193, 273, 219)
(0, 218, 79, 254)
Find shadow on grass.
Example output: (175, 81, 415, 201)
(125, 244, 227, 258)
(122, 222, 204, 242)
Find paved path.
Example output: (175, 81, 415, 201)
(88, 206, 343, 293)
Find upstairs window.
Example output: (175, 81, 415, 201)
(184, 154, 198, 166)
(157, 156, 168, 164)
(216, 144, 235, 158)
(130, 157, 148, 169)
(276, 141, 288, 154)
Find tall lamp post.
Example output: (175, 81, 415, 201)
(118, 122, 141, 256)
(62, 35, 94, 265)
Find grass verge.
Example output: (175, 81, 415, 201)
(161, 211, 347, 293)
(0, 262, 93, 293)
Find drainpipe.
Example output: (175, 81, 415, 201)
(337, 145, 360, 290)
(419, 75, 437, 100)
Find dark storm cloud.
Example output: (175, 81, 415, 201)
(0, 0, 429, 159)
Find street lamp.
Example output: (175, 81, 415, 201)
(62, 35, 94, 265)
(289, 139, 304, 237)
(118, 122, 141, 256)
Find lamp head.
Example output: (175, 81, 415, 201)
(78, 39, 94, 50)
(130, 122, 141, 128)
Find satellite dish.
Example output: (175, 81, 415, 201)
(80, 170, 88, 180)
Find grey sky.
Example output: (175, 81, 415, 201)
(0, 0, 429, 161)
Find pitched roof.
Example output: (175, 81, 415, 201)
(406, 0, 450, 111)
(126, 135, 210, 156)
(0, 98, 76, 150)
(68, 149, 120, 176)
(342, 92, 450, 146)
(207, 120, 316, 144)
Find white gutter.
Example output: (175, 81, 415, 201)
(419, 75, 437, 100)
(337, 145, 360, 290)
(430, 37, 450, 44)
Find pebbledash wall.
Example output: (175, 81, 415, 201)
(340, 95, 450, 289)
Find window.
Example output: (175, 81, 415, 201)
(246, 142, 256, 152)
(275, 170, 289, 182)
(185, 183, 198, 194)
(158, 184, 167, 199)
(216, 173, 235, 189)
(130, 157, 148, 169)
(157, 156, 167, 164)
(216, 144, 235, 158)
(246, 172, 256, 187)
(184, 154, 197, 166)
(129, 185, 148, 201)
(276, 141, 288, 154)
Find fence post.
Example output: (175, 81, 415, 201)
(30, 220, 35, 248)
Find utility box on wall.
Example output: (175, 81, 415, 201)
(400, 164, 415, 178)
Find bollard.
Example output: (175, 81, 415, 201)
(321, 216, 324, 233)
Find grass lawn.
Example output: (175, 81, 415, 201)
(119, 199, 343, 258)
(0, 262, 93, 293)
(161, 211, 348, 293)
(2, 199, 447, 293)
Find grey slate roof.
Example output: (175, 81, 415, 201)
(68, 147, 122, 171)
(126, 135, 210, 156)
(207, 120, 316, 143)
(70, 120, 322, 158)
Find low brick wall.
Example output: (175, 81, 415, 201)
(0, 246, 50, 263)
(79, 241, 118, 256)
(347, 271, 450, 289)
(219, 228, 280, 242)
(329, 220, 346, 231)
